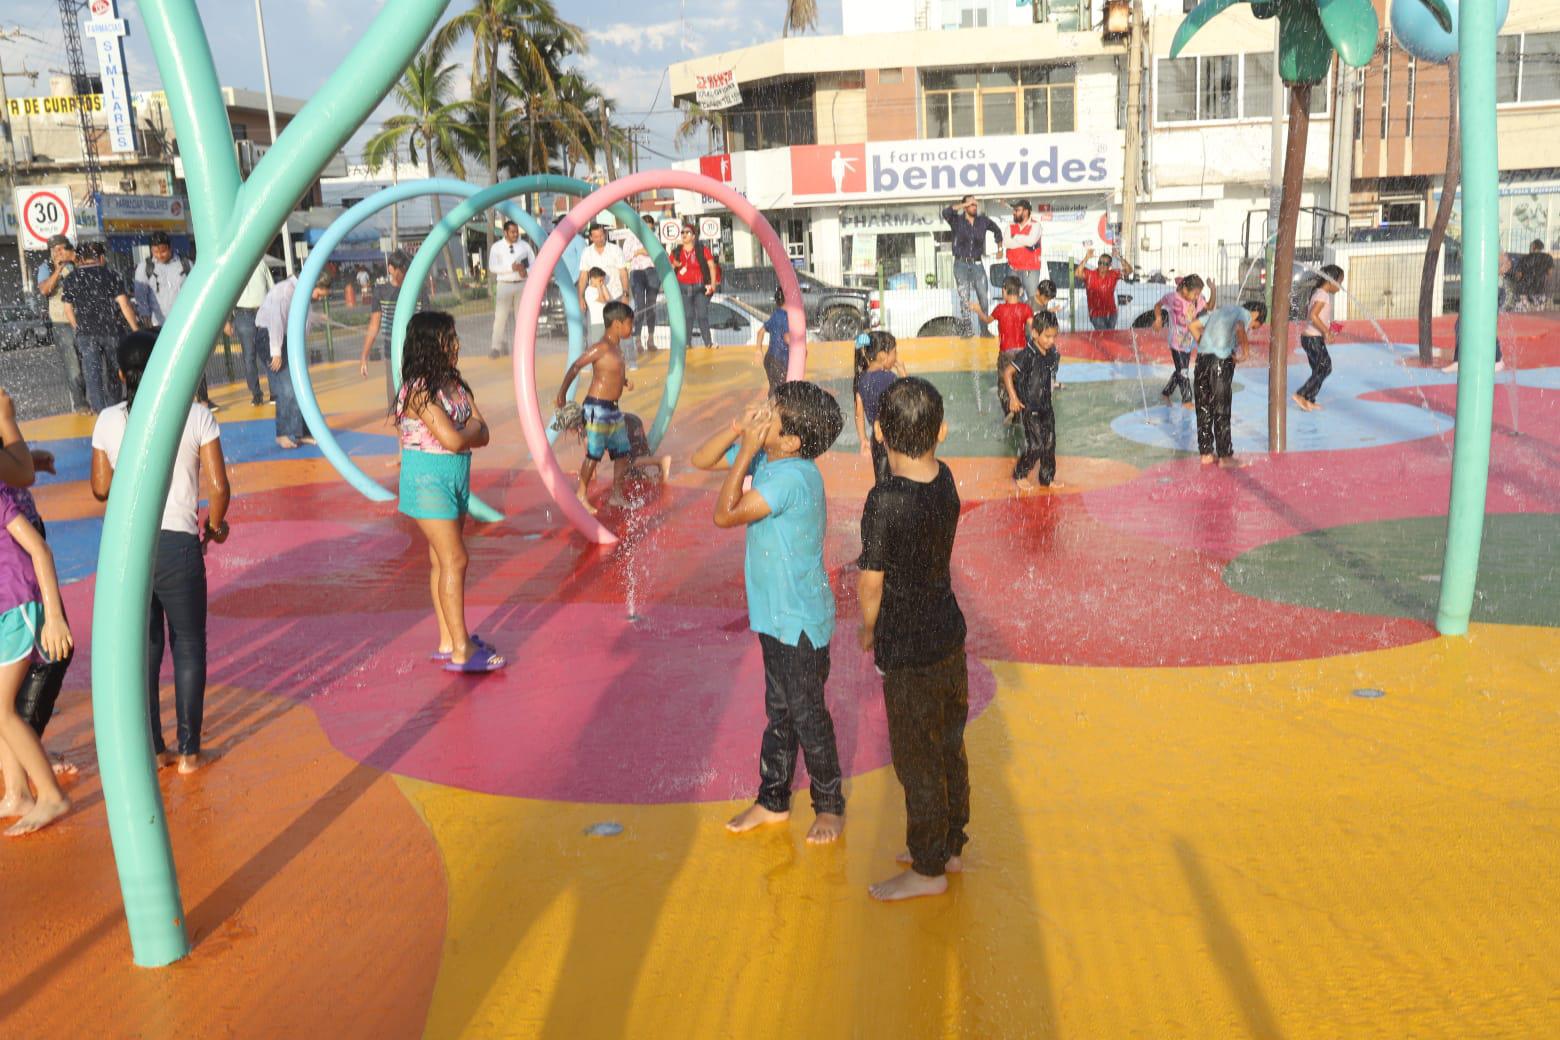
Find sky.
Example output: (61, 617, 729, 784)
(0, 0, 844, 176)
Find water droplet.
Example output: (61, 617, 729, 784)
(585, 821, 624, 837)
(1351, 688, 1386, 699)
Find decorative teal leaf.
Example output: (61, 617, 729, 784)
(1251, 1, 1279, 17)
(1169, 0, 1251, 59)
(1317, 0, 1380, 68)
(1414, 0, 1453, 33)
(1279, 0, 1336, 84)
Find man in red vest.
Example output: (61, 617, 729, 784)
(1006, 200, 1044, 304)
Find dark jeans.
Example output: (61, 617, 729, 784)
(681, 283, 713, 346)
(1089, 313, 1118, 331)
(231, 307, 272, 403)
(1014, 400, 1056, 485)
(1194, 354, 1236, 458)
(148, 531, 208, 756)
(50, 322, 89, 411)
(630, 268, 659, 343)
(1297, 336, 1332, 402)
(883, 647, 970, 877)
(763, 352, 786, 392)
(953, 259, 988, 337)
(1161, 348, 1193, 402)
(869, 435, 891, 485)
(755, 632, 844, 816)
(75, 332, 124, 412)
(260, 329, 308, 440)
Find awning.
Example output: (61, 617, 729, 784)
(328, 246, 386, 264)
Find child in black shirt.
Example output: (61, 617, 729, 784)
(1004, 309, 1064, 491)
(857, 377, 969, 902)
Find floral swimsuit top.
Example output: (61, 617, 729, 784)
(397, 379, 473, 455)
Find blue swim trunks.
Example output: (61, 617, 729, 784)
(582, 396, 632, 461)
(399, 448, 472, 520)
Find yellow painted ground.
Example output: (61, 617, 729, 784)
(399, 625, 1560, 1039)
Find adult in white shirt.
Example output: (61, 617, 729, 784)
(578, 224, 629, 363)
(488, 221, 535, 359)
(90, 329, 231, 774)
(224, 261, 275, 405)
(133, 230, 216, 409)
(624, 213, 661, 353)
(255, 265, 333, 448)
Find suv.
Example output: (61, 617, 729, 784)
(721, 266, 870, 341)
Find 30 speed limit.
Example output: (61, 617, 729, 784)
(15, 186, 75, 249)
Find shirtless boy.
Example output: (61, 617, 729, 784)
(556, 300, 634, 514)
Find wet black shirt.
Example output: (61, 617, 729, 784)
(857, 460, 966, 671)
(1015, 344, 1059, 409)
(61, 265, 131, 337)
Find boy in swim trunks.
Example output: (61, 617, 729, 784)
(554, 403, 673, 506)
(556, 299, 634, 515)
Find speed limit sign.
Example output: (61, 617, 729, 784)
(15, 186, 74, 249)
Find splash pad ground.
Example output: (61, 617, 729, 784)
(2, 323, 1557, 1037)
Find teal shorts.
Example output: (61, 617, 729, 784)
(399, 448, 472, 520)
(0, 601, 42, 666)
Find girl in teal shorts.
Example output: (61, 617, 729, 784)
(397, 312, 505, 673)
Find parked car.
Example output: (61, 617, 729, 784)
(721, 266, 870, 341)
(0, 306, 54, 352)
(646, 292, 788, 350)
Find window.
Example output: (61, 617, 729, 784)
(1380, 35, 1392, 140)
(877, 68, 903, 85)
(959, 7, 988, 27)
(720, 78, 816, 151)
(1156, 53, 1328, 123)
(1381, 200, 1422, 227)
(924, 64, 1075, 137)
(1499, 33, 1560, 103)
(1034, 0, 1089, 32)
(1405, 56, 1417, 137)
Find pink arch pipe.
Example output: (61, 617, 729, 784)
(514, 170, 809, 545)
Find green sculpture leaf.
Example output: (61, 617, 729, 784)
(1169, 0, 1250, 59)
(1317, 0, 1380, 68)
(1414, 0, 1454, 33)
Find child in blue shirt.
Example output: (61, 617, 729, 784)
(1191, 300, 1266, 467)
(755, 288, 791, 391)
(853, 331, 902, 486)
(693, 381, 847, 844)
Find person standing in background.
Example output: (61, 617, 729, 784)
(256, 264, 334, 449)
(34, 236, 89, 414)
(61, 242, 138, 412)
(671, 225, 721, 349)
(359, 250, 431, 409)
(226, 261, 275, 406)
(624, 214, 661, 355)
(133, 231, 216, 411)
(1075, 248, 1134, 331)
(941, 196, 1002, 338)
(487, 221, 534, 359)
(1006, 200, 1044, 304)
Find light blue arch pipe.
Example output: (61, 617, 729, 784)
(396, 175, 687, 451)
(285, 179, 582, 522)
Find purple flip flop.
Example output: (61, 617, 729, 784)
(430, 635, 494, 663)
(443, 644, 506, 674)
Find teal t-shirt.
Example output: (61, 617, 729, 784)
(1198, 305, 1253, 359)
(729, 447, 835, 648)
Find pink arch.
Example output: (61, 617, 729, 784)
(514, 170, 809, 545)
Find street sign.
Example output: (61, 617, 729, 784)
(658, 218, 681, 246)
(699, 217, 721, 242)
(15, 186, 74, 249)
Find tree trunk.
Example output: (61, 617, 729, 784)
(1420, 56, 1459, 366)
(1266, 82, 1313, 454)
(486, 33, 499, 189)
(427, 139, 464, 298)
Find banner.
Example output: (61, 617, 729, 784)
(86, 0, 136, 154)
(694, 69, 742, 111)
(98, 193, 190, 233)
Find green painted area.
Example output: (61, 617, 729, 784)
(821, 368, 1203, 469)
(1224, 514, 1560, 628)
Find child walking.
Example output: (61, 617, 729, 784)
(853, 331, 901, 485)
(755, 288, 791, 392)
(396, 311, 504, 674)
(857, 377, 969, 901)
(0, 393, 73, 836)
(1154, 274, 1210, 408)
(1004, 310, 1064, 491)
(556, 300, 635, 514)
(1294, 264, 1344, 411)
(967, 275, 1033, 416)
(555, 403, 673, 502)
(692, 382, 847, 844)
(1192, 301, 1267, 467)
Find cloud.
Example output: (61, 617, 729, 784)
(587, 15, 739, 54)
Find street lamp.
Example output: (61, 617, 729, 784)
(253, 0, 294, 276)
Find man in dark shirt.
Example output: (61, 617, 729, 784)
(61, 242, 137, 412)
(941, 195, 1002, 338)
(359, 250, 432, 408)
(1513, 239, 1554, 309)
(857, 377, 969, 903)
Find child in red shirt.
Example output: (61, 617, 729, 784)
(968, 276, 1032, 417)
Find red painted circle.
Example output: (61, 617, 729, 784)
(21, 190, 72, 246)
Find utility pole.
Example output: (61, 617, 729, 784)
(600, 102, 616, 181)
(1328, 65, 1358, 233)
(1266, 18, 1286, 453)
(253, 0, 294, 275)
(0, 41, 28, 296)
(1119, 0, 1144, 259)
(389, 147, 399, 251)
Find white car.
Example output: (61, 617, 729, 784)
(646, 293, 799, 350)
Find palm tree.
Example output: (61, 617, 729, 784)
(364, 37, 478, 297)
(782, 0, 819, 37)
(1173, 0, 1451, 449)
(436, 0, 586, 190)
(674, 100, 721, 154)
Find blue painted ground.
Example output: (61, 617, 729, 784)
(32, 419, 397, 485)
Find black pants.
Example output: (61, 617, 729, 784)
(1194, 354, 1236, 458)
(681, 283, 713, 347)
(869, 435, 892, 485)
(148, 531, 208, 756)
(631, 268, 659, 343)
(996, 351, 1018, 414)
(1014, 401, 1056, 485)
(883, 647, 970, 877)
(756, 633, 844, 816)
(1298, 336, 1332, 402)
(1161, 348, 1193, 402)
(16, 649, 72, 736)
(763, 352, 786, 393)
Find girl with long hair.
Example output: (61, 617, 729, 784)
(853, 331, 903, 486)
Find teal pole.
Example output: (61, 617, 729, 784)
(92, 0, 451, 966)
(1435, 1, 1498, 635)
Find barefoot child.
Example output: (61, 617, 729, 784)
(968, 276, 1033, 417)
(857, 377, 969, 901)
(1192, 301, 1266, 467)
(1154, 274, 1208, 409)
(556, 300, 634, 514)
(396, 311, 504, 674)
(853, 331, 901, 485)
(1294, 264, 1343, 412)
(0, 398, 73, 836)
(554, 402, 673, 504)
(1005, 310, 1064, 491)
(755, 288, 790, 392)
(692, 382, 847, 844)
